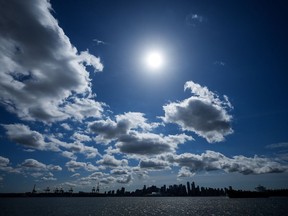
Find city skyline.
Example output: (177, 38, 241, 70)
(0, 0, 288, 193)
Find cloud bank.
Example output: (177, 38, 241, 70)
(168, 151, 288, 176)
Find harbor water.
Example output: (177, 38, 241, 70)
(1, 197, 288, 216)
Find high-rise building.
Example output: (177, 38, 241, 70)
(191, 181, 196, 196)
(187, 181, 191, 195)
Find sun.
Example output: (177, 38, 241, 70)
(145, 51, 164, 70)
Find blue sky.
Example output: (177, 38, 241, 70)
(0, 0, 287, 193)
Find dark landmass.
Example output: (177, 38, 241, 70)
(227, 190, 269, 198)
(226, 189, 288, 198)
(1, 182, 288, 198)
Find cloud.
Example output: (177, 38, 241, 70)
(41, 176, 57, 181)
(20, 159, 62, 172)
(93, 38, 108, 46)
(89, 112, 160, 144)
(30, 172, 44, 178)
(80, 172, 104, 182)
(0, 156, 13, 172)
(61, 151, 77, 160)
(65, 160, 98, 172)
(139, 158, 170, 170)
(65, 160, 84, 172)
(34, 172, 57, 181)
(89, 118, 126, 144)
(75, 165, 133, 185)
(0, 0, 103, 123)
(2, 124, 58, 151)
(63, 97, 104, 121)
(116, 175, 132, 184)
(266, 142, 288, 149)
(229, 155, 287, 175)
(48, 136, 99, 159)
(116, 132, 192, 155)
(60, 123, 72, 131)
(14, 158, 62, 180)
(133, 169, 149, 179)
(0, 156, 10, 167)
(177, 166, 194, 178)
(2, 124, 98, 158)
(89, 111, 192, 157)
(97, 154, 128, 167)
(169, 151, 288, 176)
(162, 81, 233, 143)
(186, 13, 205, 27)
(72, 132, 92, 142)
(214, 61, 226, 66)
(111, 168, 129, 175)
(71, 173, 80, 178)
(100, 177, 115, 185)
(47, 164, 62, 171)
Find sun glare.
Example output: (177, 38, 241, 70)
(145, 51, 164, 70)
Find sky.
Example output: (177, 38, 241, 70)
(0, 0, 287, 193)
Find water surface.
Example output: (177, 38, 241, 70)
(1, 197, 287, 216)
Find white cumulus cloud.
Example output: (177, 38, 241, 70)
(65, 160, 98, 172)
(162, 81, 233, 143)
(97, 154, 128, 167)
(89, 112, 160, 144)
(0, 0, 103, 123)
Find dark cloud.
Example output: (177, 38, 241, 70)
(116, 132, 192, 155)
(0, 0, 103, 123)
(139, 159, 170, 170)
(89, 118, 128, 144)
(2, 124, 57, 151)
(89, 112, 192, 156)
(116, 134, 172, 155)
(162, 81, 233, 143)
(111, 168, 129, 175)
